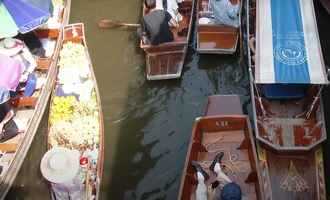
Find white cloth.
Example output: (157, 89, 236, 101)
(51, 176, 84, 200)
(155, 0, 183, 22)
(210, 0, 239, 27)
(195, 172, 208, 200)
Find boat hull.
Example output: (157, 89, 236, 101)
(46, 23, 104, 200)
(195, 0, 241, 54)
(141, 0, 195, 80)
(178, 95, 263, 200)
(246, 0, 327, 199)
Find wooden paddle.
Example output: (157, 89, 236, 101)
(98, 19, 140, 29)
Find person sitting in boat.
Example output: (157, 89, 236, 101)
(0, 37, 37, 83)
(210, 0, 240, 28)
(140, 0, 179, 45)
(0, 87, 19, 142)
(192, 152, 242, 200)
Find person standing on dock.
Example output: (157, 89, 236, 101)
(140, 0, 179, 45)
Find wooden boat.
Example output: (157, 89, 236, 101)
(196, 0, 241, 54)
(45, 23, 104, 199)
(0, 1, 71, 198)
(246, 0, 327, 199)
(320, 0, 330, 14)
(178, 95, 263, 200)
(140, 0, 194, 80)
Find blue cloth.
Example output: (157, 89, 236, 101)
(0, 86, 10, 105)
(262, 84, 307, 99)
(210, 0, 239, 28)
(221, 182, 242, 200)
(271, 0, 310, 83)
(24, 73, 37, 97)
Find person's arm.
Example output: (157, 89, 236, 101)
(169, 18, 179, 28)
(0, 103, 14, 133)
(249, 37, 256, 54)
(217, 170, 232, 183)
(166, 11, 179, 28)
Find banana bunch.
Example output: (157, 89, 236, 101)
(50, 96, 77, 125)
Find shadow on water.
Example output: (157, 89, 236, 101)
(5, 0, 330, 200)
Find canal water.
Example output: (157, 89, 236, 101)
(5, 0, 330, 199)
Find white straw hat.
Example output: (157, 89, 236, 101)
(0, 38, 24, 57)
(40, 147, 80, 184)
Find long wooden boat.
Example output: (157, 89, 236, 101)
(0, 1, 71, 198)
(44, 23, 104, 199)
(320, 0, 330, 14)
(196, 0, 241, 54)
(178, 95, 263, 200)
(247, 0, 327, 199)
(140, 0, 194, 80)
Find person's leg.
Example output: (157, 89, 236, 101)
(214, 162, 232, 183)
(210, 152, 232, 184)
(195, 171, 208, 200)
(191, 161, 209, 200)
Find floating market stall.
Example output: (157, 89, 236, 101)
(0, 0, 71, 198)
(41, 23, 104, 200)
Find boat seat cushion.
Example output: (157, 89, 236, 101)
(261, 84, 307, 100)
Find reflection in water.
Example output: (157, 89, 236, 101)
(5, 0, 330, 200)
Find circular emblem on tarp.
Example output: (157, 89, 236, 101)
(275, 41, 307, 66)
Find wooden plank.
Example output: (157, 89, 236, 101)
(205, 95, 242, 116)
(0, 144, 18, 153)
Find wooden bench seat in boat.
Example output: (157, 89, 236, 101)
(0, 133, 24, 152)
(10, 96, 37, 108)
(257, 117, 323, 147)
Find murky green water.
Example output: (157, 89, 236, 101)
(5, 0, 330, 199)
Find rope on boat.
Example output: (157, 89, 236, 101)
(305, 86, 323, 119)
(199, 140, 243, 179)
(253, 82, 267, 117)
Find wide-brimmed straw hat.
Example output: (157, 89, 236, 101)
(40, 147, 80, 184)
(0, 38, 24, 57)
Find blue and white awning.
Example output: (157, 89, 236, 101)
(256, 0, 328, 84)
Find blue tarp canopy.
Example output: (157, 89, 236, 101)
(255, 0, 328, 84)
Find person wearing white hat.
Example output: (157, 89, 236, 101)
(0, 38, 37, 83)
(0, 87, 18, 142)
(40, 147, 84, 200)
(0, 38, 24, 57)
